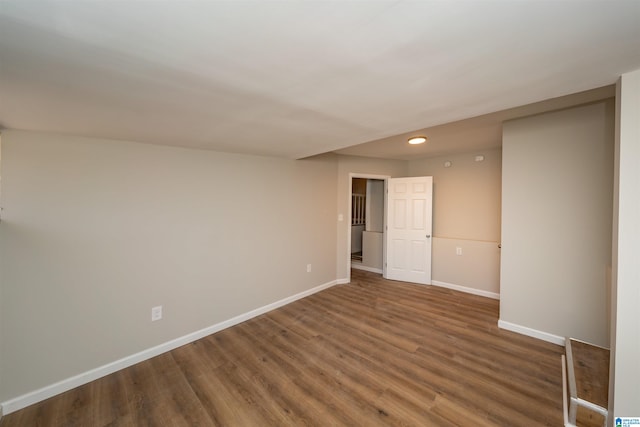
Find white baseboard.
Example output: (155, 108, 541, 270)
(336, 278, 350, 284)
(0, 279, 338, 415)
(498, 319, 566, 346)
(431, 280, 500, 300)
(350, 264, 383, 274)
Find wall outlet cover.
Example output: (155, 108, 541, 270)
(151, 306, 162, 321)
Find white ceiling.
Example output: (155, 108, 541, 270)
(1, 1, 639, 159)
(335, 85, 616, 160)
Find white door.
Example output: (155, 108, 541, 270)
(385, 177, 433, 284)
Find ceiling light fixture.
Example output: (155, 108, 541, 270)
(408, 136, 427, 145)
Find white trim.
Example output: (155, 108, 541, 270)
(0, 279, 338, 415)
(350, 263, 383, 274)
(569, 337, 610, 351)
(497, 319, 566, 346)
(431, 280, 500, 300)
(573, 397, 608, 416)
(562, 355, 570, 427)
(336, 278, 350, 284)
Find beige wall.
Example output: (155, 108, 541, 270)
(0, 130, 338, 402)
(336, 155, 407, 281)
(408, 149, 501, 242)
(500, 101, 614, 347)
(408, 149, 502, 294)
(610, 69, 640, 417)
(431, 238, 501, 296)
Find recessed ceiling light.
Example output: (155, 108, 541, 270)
(408, 136, 427, 145)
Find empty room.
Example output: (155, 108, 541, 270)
(1, 1, 639, 426)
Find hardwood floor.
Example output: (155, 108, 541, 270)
(1, 270, 566, 426)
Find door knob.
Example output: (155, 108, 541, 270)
(426, 235, 431, 238)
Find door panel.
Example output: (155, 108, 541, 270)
(391, 239, 406, 269)
(393, 199, 406, 229)
(385, 176, 433, 284)
(413, 199, 425, 229)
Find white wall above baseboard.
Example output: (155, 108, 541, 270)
(498, 319, 565, 346)
(0, 279, 338, 416)
(432, 280, 500, 300)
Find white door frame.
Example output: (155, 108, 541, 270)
(347, 173, 390, 283)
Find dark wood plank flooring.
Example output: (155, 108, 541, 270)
(1, 270, 566, 426)
(571, 339, 609, 409)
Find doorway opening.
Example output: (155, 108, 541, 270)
(348, 174, 388, 280)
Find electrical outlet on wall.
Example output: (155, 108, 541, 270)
(456, 247, 463, 256)
(151, 305, 162, 321)
(307, 264, 312, 273)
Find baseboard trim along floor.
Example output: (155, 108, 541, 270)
(431, 280, 500, 300)
(350, 263, 383, 274)
(498, 319, 566, 346)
